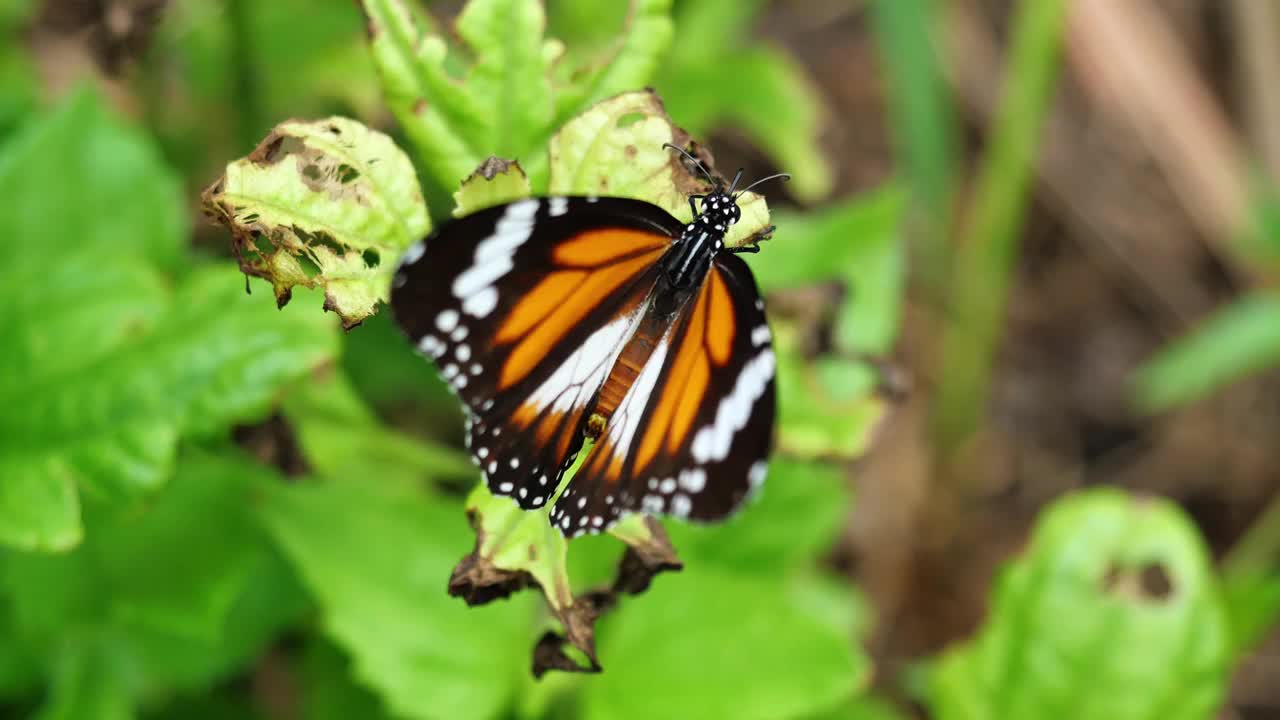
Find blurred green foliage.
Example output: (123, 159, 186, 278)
(2, 0, 1277, 718)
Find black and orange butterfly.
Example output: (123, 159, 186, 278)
(390, 146, 786, 537)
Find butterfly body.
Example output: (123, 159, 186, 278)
(391, 184, 776, 538)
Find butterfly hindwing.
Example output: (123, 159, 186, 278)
(550, 251, 776, 536)
(390, 197, 683, 509)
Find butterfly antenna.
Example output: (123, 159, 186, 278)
(734, 172, 792, 199)
(662, 142, 716, 187)
(727, 168, 745, 195)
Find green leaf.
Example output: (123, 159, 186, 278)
(204, 116, 430, 329)
(0, 266, 336, 551)
(1134, 293, 1280, 412)
(774, 327, 887, 460)
(929, 488, 1230, 720)
(548, 90, 772, 246)
(655, 0, 832, 202)
(452, 157, 533, 216)
(359, 0, 550, 189)
(33, 635, 133, 720)
(259, 475, 532, 720)
(1220, 571, 1280, 656)
(758, 186, 906, 355)
(0, 89, 185, 273)
(360, 0, 671, 193)
(282, 369, 474, 483)
(2, 449, 302, 712)
(300, 639, 397, 720)
(551, 0, 674, 127)
(582, 566, 869, 720)
(667, 457, 850, 574)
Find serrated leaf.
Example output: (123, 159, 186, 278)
(204, 116, 429, 328)
(360, 0, 671, 192)
(582, 566, 868, 720)
(547, 90, 772, 246)
(453, 157, 533, 216)
(359, 0, 550, 189)
(259, 475, 531, 720)
(1134, 293, 1280, 412)
(551, 0, 674, 127)
(929, 488, 1230, 720)
(0, 267, 336, 551)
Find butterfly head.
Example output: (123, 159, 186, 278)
(696, 190, 742, 233)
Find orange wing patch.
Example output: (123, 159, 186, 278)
(553, 229, 670, 266)
(632, 276, 736, 473)
(496, 240, 666, 390)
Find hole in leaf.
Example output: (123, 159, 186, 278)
(302, 163, 323, 182)
(1101, 561, 1176, 603)
(362, 248, 380, 268)
(616, 112, 646, 128)
(1139, 563, 1174, 599)
(337, 164, 360, 184)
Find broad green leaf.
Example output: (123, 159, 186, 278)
(0, 267, 336, 551)
(453, 157, 533, 216)
(1134, 293, 1280, 412)
(655, 0, 832, 202)
(259, 475, 532, 720)
(33, 635, 133, 720)
(929, 488, 1230, 720)
(667, 458, 849, 574)
(0, 89, 184, 273)
(283, 370, 473, 483)
(204, 116, 429, 328)
(300, 639, 397, 720)
(582, 566, 868, 720)
(2, 450, 301, 712)
(548, 90, 772, 246)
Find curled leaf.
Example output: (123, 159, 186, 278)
(203, 117, 430, 329)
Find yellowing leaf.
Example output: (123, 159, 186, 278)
(548, 90, 772, 246)
(204, 117, 429, 329)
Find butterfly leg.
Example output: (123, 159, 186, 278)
(729, 243, 761, 254)
(688, 195, 705, 218)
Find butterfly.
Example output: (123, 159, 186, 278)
(390, 145, 787, 538)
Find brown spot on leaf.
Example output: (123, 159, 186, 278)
(463, 156, 525, 184)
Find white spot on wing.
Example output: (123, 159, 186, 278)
(691, 349, 775, 463)
(436, 309, 459, 332)
(549, 197, 569, 217)
(454, 199, 538, 317)
(402, 242, 425, 265)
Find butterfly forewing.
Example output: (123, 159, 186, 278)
(550, 252, 776, 535)
(390, 197, 682, 509)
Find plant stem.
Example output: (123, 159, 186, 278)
(930, 0, 1070, 466)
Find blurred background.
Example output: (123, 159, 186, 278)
(4, 0, 1280, 718)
